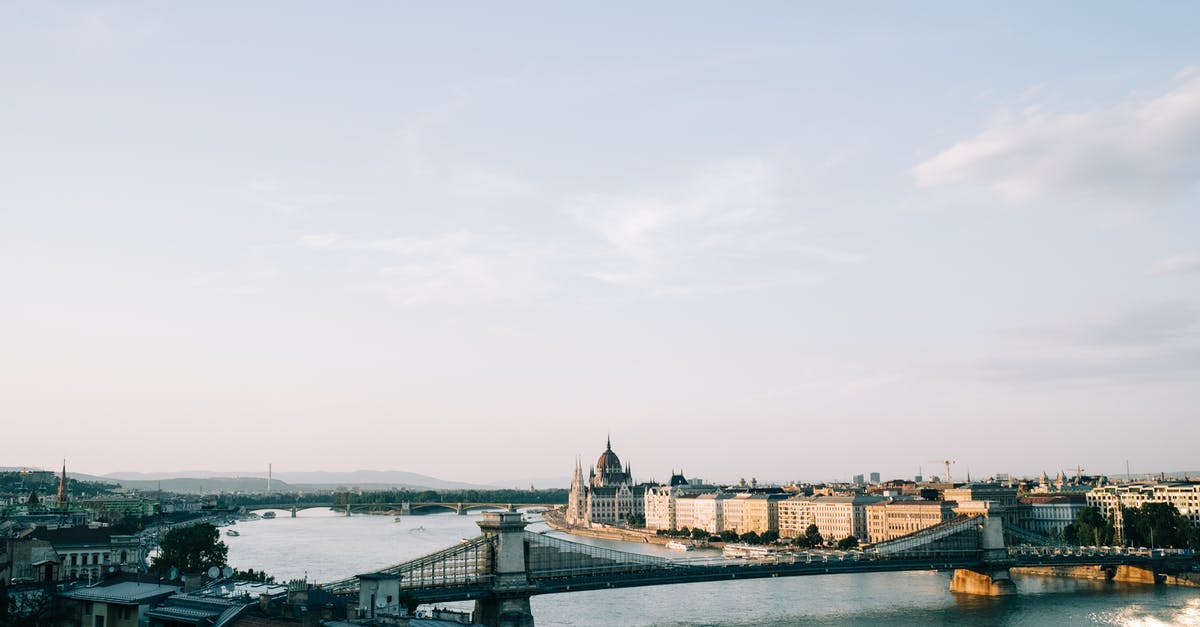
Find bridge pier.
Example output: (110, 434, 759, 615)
(950, 568, 1016, 596)
(1108, 564, 1166, 585)
(472, 509, 536, 627)
(951, 517, 1016, 596)
(473, 595, 534, 627)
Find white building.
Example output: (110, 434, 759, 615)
(1018, 495, 1088, 537)
(809, 496, 884, 542)
(1087, 482, 1200, 528)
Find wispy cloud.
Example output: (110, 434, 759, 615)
(570, 158, 773, 255)
(913, 75, 1200, 217)
(1148, 253, 1200, 276)
(296, 231, 565, 305)
(290, 159, 862, 303)
(979, 302, 1200, 384)
(568, 158, 860, 294)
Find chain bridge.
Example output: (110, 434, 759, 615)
(246, 502, 549, 517)
(324, 510, 1195, 627)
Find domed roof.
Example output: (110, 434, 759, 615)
(596, 438, 622, 473)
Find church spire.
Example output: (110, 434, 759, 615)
(56, 459, 68, 507)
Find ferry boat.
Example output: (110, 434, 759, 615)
(666, 540, 694, 551)
(225, 529, 240, 537)
(261, 511, 276, 519)
(723, 544, 787, 559)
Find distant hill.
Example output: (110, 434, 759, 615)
(485, 476, 572, 490)
(110, 476, 290, 493)
(103, 470, 492, 492)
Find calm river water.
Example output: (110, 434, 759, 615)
(223, 508, 1199, 626)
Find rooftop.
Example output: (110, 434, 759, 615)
(60, 581, 180, 605)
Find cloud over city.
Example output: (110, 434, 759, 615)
(913, 75, 1200, 217)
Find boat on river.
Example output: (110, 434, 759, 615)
(225, 529, 240, 537)
(261, 511, 276, 519)
(666, 540, 695, 551)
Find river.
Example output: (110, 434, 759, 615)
(222, 508, 1200, 626)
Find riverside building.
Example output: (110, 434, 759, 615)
(1088, 481, 1200, 527)
(566, 438, 649, 526)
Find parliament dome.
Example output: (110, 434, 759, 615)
(596, 439, 622, 473)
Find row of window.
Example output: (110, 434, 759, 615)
(67, 550, 130, 566)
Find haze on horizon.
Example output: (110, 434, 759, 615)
(2, 3, 1199, 486)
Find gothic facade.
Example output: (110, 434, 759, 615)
(566, 438, 646, 526)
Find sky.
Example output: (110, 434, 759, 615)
(2, 2, 1199, 485)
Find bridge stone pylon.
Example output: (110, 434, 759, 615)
(950, 516, 1016, 596)
(473, 510, 536, 627)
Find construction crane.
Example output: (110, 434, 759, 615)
(928, 459, 956, 483)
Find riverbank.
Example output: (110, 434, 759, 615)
(542, 508, 687, 546)
(1015, 565, 1200, 587)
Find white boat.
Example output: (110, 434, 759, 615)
(261, 511, 276, 519)
(225, 529, 240, 537)
(666, 540, 694, 551)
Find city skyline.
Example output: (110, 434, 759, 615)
(3, 3, 1199, 481)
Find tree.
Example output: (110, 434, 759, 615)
(690, 527, 708, 540)
(625, 513, 645, 528)
(152, 523, 228, 575)
(398, 591, 421, 615)
(760, 530, 780, 544)
(234, 568, 275, 583)
(740, 531, 761, 545)
(1064, 506, 1115, 546)
(805, 524, 823, 547)
(1124, 503, 1189, 549)
(837, 535, 859, 549)
(719, 530, 740, 542)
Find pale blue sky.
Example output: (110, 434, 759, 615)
(2, 2, 1198, 484)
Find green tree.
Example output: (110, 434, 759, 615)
(690, 527, 708, 540)
(398, 592, 421, 615)
(740, 531, 761, 545)
(234, 568, 275, 583)
(837, 535, 859, 549)
(760, 530, 780, 544)
(1124, 503, 1189, 549)
(805, 524, 823, 547)
(152, 523, 228, 575)
(1064, 506, 1115, 546)
(719, 530, 740, 542)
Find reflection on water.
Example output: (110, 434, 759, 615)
(224, 511, 1200, 626)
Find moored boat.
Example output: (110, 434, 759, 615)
(666, 540, 695, 551)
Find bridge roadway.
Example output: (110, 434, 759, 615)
(245, 502, 552, 514)
(353, 549, 1194, 604)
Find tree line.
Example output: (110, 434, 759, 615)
(220, 488, 568, 508)
(1065, 503, 1200, 550)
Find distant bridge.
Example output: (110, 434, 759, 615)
(245, 502, 553, 517)
(322, 511, 1196, 627)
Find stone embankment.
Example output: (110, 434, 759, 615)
(1014, 565, 1200, 587)
(542, 509, 678, 546)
